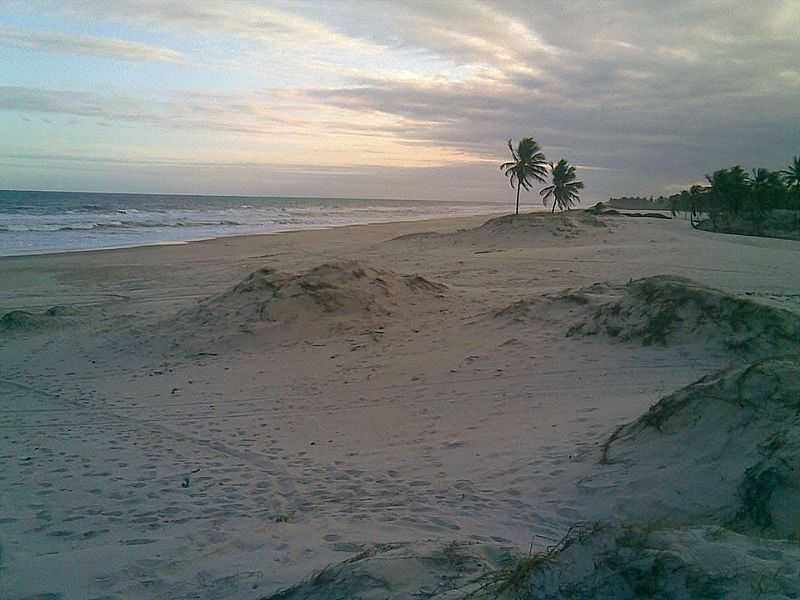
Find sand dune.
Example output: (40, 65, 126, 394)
(0, 305, 75, 334)
(568, 276, 800, 351)
(266, 540, 513, 600)
(503, 524, 800, 600)
(391, 211, 614, 249)
(496, 275, 800, 358)
(589, 356, 800, 537)
(269, 524, 800, 600)
(177, 260, 447, 343)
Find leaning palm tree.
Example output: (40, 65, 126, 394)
(540, 159, 584, 212)
(500, 138, 548, 215)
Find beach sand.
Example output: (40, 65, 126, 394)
(1, 211, 799, 599)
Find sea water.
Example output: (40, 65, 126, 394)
(0, 190, 502, 256)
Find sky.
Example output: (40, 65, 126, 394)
(1, 1, 798, 203)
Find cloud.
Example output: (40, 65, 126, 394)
(366, 0, 559, 67)
(0, 27, 184, 63)
(2, 0, 799, 198)
(0, 85, 483, 169)
(34, 0, 380, 52)
(314, 1, 799, 178)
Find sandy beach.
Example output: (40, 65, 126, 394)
(2, 211, 799, 599)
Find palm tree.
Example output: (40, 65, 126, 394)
(780, 156, 800, 194)
(688, 184, 707, 228)
(500, 138, 548, 215)
(705, 166, 749, 218)
(748, 168, 783, 233)
(780, 156, 800, 229)
(539, 159, 584, 212)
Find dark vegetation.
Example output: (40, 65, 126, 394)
(619, 156, 800, 239)
(588, 206, 671, 219)
(0, 306, 74, 333)
(684, 160, 800, 237)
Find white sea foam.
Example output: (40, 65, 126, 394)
(0, 191, 502, 256)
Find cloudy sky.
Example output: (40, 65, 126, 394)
(1, 1, 798, 202)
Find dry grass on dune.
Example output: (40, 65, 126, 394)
(265, 540, 513, 600)
(265, 521, 800, 599)
(502, 524, 800, 600)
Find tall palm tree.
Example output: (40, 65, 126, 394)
(500, 138, 548, 215)
(539, 159, 584, 212)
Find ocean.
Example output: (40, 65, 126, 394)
(0, 190, 503, 257)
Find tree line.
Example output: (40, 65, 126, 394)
(670, 157, 800, 235)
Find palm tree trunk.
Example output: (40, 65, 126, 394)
(515, 185, 520, 215)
